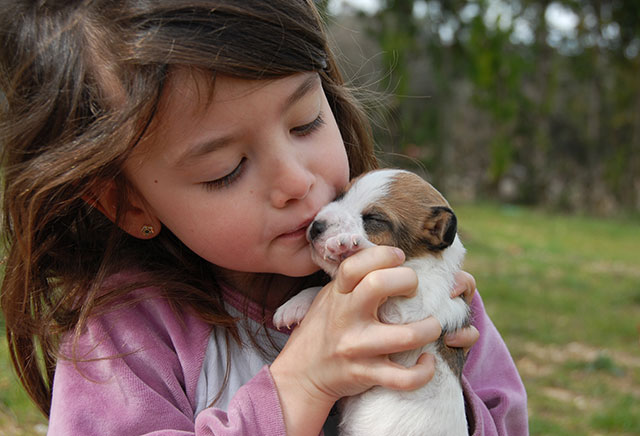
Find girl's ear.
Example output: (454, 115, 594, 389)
(83, 179, 162, 239)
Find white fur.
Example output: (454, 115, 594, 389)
(273, 169, 470, 436)
(272, 286, 321, 329)
(340, 236, 468, 436)
(307, 170, 395, 276)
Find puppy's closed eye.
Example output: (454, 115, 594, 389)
(362, 212, 392, 234)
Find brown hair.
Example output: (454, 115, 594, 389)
(0, 0, 377, 416)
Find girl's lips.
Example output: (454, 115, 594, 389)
(278, 219, 313, 239)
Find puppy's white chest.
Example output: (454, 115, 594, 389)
(378, 238, 468, 331)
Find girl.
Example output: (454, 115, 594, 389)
(0, 1, 528, 435)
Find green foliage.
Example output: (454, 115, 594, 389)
(591, 395, 640, 433)
(0, 335, 47, 435)
(455, 202, 640, 435)
(343, 0, 640, 213)
(564, 352, 625, 377)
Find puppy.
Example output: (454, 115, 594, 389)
(274, 169, 469, 436)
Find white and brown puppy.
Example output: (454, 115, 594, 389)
(274, 168, 469, 436)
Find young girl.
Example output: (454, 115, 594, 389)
(0, 1, 528, 435)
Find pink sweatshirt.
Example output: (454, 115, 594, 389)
(47, 278, 528, 435)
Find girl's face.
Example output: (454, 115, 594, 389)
(125, 71, 349, 279)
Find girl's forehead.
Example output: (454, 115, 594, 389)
(156, 68, 313, 125)
(132, 70, 259, 155)
(163, 69, 272, 108)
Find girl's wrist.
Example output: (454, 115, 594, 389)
(270, 359, 336, 436)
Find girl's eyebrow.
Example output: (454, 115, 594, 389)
(175, 134, 234, 168)
(282, 73, 320, 112)
(174, 73, 321, 168)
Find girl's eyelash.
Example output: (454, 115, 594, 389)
(202, 157, 246, 191)
(200, 113, 324, 191)
(291, 113, 325, 136)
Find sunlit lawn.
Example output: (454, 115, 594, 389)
(456, 203, 640, 435)
(1, 203, 639, 435)
(0, 319, 47, 435)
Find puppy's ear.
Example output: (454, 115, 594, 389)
(422, 206, 457, 250)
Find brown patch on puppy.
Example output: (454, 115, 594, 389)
(424, 206, 458, 251)
(436, 337, 466, 379)
(359, 171, 467, 379)
(362, 172, 457, 258)
(436, 330, 469, 379)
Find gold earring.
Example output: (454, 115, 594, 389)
(141, 225, 155, 237)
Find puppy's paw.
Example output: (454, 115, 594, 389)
(323, 233, 373, 262)
(273, 286, 322, 329)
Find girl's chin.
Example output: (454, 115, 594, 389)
(278, 262, 322, 278)
(274, 246, 321, 277)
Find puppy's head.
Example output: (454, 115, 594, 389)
(307, 169, 457, 276)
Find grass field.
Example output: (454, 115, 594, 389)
(1, 202, 639, 435)
(456, 203, 640, 435)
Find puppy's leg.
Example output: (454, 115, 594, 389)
(273, 286, 322, 329)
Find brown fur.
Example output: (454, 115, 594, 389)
(362, 172, 457, 258)
(360, 171, 467, 379)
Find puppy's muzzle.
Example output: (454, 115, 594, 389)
(307, 219, 326, 242)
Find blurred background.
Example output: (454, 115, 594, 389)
(1, 1, 639, 435)
(317, 1, 639, 434)
(323, 0, 640, 216)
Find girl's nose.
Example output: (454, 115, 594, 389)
(269, 156, 315, 208)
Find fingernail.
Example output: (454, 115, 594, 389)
(417, 352, 435, 367)
(393, 247, 405, 261)
(444, 331, 458, 341)
(452, 281, 465, 296)
(453, 278, 464, 291)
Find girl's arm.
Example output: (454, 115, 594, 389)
(440, 269, 528, 435)
(462, 293, 529, 436)
(47, 270, 525, 436)
(47, 288, 288, 436)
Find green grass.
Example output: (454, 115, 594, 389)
(0, 332, 47, 435)
(456, 203, 640, 435)
(1, 202, 639, 434)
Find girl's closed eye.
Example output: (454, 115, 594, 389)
(202, 157, 246, 191)
(291, 112, 325, 137)
(200, 113, 325, 192)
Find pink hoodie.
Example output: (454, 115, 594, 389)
(48, 277, 528, 435)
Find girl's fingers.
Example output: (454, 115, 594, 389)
(334, 246, 406, 294)
(351, 266, 419, 314)
(451, 270, 476, 303)
(444, 325, 479, 351)
(359, 353, 437, 392)
(337, 317, 442, 358)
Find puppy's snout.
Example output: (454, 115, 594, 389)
(307, 220, 326, 241)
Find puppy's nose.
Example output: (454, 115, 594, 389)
(308, 220, 326, 241)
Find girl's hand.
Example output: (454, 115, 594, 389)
(270, 246, 441, 436)
(444, 270, 480, 351)
(451, 270, 476, 304)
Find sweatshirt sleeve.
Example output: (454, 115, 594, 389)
(194, 366, 286, 436)
(462, 293, 529, 436)
(47, 292, 286, 436)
